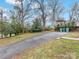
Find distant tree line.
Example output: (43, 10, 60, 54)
(0, 0, 79, 38)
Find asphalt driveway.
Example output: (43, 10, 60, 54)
(0, 32, 67, 59)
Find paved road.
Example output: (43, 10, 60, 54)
(0, 32, 67, 59)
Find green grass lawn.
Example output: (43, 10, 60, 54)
(11, 32, 79, 59)
(65, 32, 79, 38)
(12, 39, 79, 59)
(0, 32, 43, 46)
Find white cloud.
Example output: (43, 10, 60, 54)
(0, 7, 10, 20)
(6, 0, 21, 5)
(6, 0, 16, 5)
(31, 2, 40, 9)
(3, 8, 10, 20)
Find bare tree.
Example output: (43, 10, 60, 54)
(69, 2, 79, 22)
(48, 0, 64, 25)
(15, 0, 25, 33)
(0, 8, 4, 38)
(32, 0, 47, 30)
(0, 8, 3, 21)
(13, 0, 31, 33)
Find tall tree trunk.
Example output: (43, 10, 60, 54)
(42, 15, 46, 30)
(10, 33, 12, 37)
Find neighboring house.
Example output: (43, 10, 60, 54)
(74, 20, 79, 31)
(55, 20, 70, 32)
(55, 20, 66, 26)
(75, 20, 79, 27)
(55, 19, 79, 32)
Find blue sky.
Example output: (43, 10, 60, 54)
(64, 0, 73, 8)
(0, 0, 79, 20)
(0, 0, 77, 10)
(0, 0, 12, 9)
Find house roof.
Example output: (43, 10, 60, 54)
(56, 20, 66, 22)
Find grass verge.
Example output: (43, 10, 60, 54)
(0, 32, 44, 46)
(65, 32, 79, 38)
(12, 39, 79, 59)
